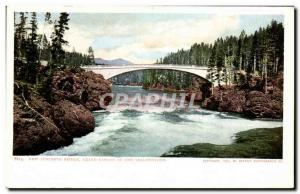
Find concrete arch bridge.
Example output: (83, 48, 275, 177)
(82, 64, 211, 81)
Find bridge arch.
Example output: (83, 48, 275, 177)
(82, 64, 211, 83)
(82, 65, 214, 100)
(107, 68, 211, 84)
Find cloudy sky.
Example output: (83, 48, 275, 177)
(37, 13, 283, 64)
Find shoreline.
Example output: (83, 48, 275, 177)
(13, 69, 112, 155)
(112, 84, 283, 120)
(13, 75, 283, 155)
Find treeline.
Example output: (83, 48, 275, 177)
(38, 35, 92, 68)
(143, 69, 193, 90)
(14, 12, 95, 100)
(110, 69, 195, 90)
(156, 20, 284, 90)
(14, 12, 94, 83)
(110, 70, 143, 85)
(156, 43, 211, 66)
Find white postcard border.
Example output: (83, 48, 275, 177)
(5, 5, 295, 188)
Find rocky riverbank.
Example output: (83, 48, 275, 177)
(13, 69, 112, 155)
(162, 127, 283, 158)
(202, 73, 283, 119)
(144, 77, 212, 102)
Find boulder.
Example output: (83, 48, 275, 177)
(13, 96, 70, 155)
(27, 92, 54, 119)
(245, 75, 264, 91)
(202, 96, 220, 111)
(12, 68, 111, 155)
(203, 88, 246, 114)
(218, 90, 246, 113)
(53, 100, 95, 137)
(52, 69, 112, 111)
(244, 91, 282, 119)
(202, 85, 282, 119)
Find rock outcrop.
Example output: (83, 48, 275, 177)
(13, 69, 111, 155)
(203, 87, 246, 114)
(52, 69, 112, 111)
(218, 90, 246, 113)
(53, 100, 95, 137)
(202, 74, 283, 119)
(244, 91, 283, 119)
(13, 93, 71, 155)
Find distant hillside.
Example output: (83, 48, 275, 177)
(95, 58, 133, 65)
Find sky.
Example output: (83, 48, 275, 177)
(36, 13, 283, 64)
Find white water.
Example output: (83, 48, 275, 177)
(42, 86, 283, 157)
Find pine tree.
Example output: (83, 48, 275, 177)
(38, 12, 52, 63)
(14, 12, 28, 80)
(207, 44, 217, 90)
(50, 12, 70, 70)
(88, 46, 95, 65)
(250, 31, 259, 75)
(237, 30, 246, 71)
(25, 12, 38, 83)
(215, 38, 225, 86)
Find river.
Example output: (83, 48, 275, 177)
(42, 85, 283, 157)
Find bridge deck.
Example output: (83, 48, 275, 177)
(82, 64, 210, 81)
(82, 64, 208, 70)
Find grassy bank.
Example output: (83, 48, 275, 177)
(162, 127, 282, 158)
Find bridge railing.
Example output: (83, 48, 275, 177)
(82, 64, 208, 70)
